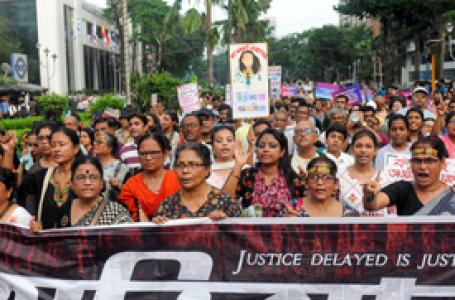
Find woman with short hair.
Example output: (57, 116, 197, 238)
(152, 142, 241, 224)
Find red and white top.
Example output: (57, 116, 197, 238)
(338, 168, 397, 217)
(119, 141, 140, 169)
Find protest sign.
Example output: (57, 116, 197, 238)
(2, 218, 455, 299)
(280, 85, 298, 97)
(151, 94, 157, 106)
(177, 83, 200, 113)
(225, 84, 231, 106)
(268, 66, 282, 99)
(315, 82, 339, 99)
(385, 155, 455, 187)
(229, 43, 269, 119)
(103, 107, 119, 119)
(361, 89, 374, 102)
(332, 84, 363, 106)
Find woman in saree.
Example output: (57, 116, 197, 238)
(363, 136, 452, 216)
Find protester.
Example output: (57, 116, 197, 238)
(118, 133, 181, 221)
(363, 136, 452, 215)
(161, 110, 180, 155)
(80, 128, 95, 155)
(146, 113, 161, 133)
(406, 108, 424, 143)
(30, 155, 132, 232)
(64, 116, 79, 133)
(272, 111, 288, 132)
(119, 113, 149, 169)
(422, 118, 435, 137)
(29, 122, 58, 174)
(207, 125, 239, 189)
(432, 104, 455, 158)
(291, 121, 320, 175)
(338, 129, 395, 217)
(18, 127, 81, 229)
(217, 104, 231, 124)
(397, 87, 435, 120)
(312, 99, 328, 126)
(28, 132, 42, 163)
(280, 156, 359, 217)
(0, 167, 32, 226)
(196, 108, 217, 144)
(362, 106, 389, 147)
(223, 128, 306, 217)
(375, 115, 411, 171)
(93, 133, 128, 201)
(333, 95, 348, 111)
(152, 142, 241, 224)
(322, 124, 354, 170)
(115, 108, 134, 144)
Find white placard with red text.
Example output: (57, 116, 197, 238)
(177, 83, 200, 113)
(385, 155, 455, 187)
(269, 66, 282, 100)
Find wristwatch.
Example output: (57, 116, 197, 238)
(365, 194, 376, 202)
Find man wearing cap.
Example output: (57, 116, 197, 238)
(115, 107, 134, 144)
(396, 87, 435, 120)
(195, 108, 217, 144)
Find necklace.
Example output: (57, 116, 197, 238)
(50, 169, 71, 207)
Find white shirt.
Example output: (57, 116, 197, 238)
(323, 150, 354, 171)
(374, 143, 412, 172)
(8, 106, 17, 115)
(291, 152, 319, 174)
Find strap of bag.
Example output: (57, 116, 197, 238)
(90, 198, 108, 226)
(113, 161, 122, 177)
(37, 168, 54, 223)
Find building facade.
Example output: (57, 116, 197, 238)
(0, 0, 141, 95)
(338, 0, 380, 36)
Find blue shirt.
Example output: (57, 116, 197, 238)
(396, 107, 435, 120)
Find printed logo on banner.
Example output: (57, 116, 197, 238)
(10, 53, 28, 83)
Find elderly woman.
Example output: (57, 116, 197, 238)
(93, 133, 129, 201)
(118, 133, 181, 221)
(223, 128, 306, 217)
(363, 136, 452, 216)
(152, 142, 242, 224)
(280, 156, 359, 217)
(30, 155, 132, 231)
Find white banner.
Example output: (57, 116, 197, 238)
(269, 66, 282, 100)
(177, 83, 200, 113)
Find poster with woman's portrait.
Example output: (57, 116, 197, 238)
(229, 43, 269, 119)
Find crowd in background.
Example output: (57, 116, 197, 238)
(0, 79, 453, 231)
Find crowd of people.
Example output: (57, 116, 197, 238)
(0, 80, 454, 232)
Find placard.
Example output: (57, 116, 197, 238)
(225, 84, 231, 106)
(332, 84, 363, 107)
(177, 83, 200, 113)
(229, 43, 269, 119)
(280, 85, 298, 97)
(315, 82, 339, 100)
(268, 66, 282, 99)
(103, 107, 120, 119)
(385, 155, 455, 187)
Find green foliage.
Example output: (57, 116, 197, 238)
(0, 77, 19, 86)
(35, 94, 68, 121)
(0, 117, 43, 130)
(90, 94, 124, 113)
(79, 113, 92, 125)
(135, 72, 182, 110)
(0, 17, 22, 71)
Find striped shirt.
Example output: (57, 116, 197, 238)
(119, 141, 140, 169)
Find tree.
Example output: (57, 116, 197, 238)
(0, 17, 22, 72)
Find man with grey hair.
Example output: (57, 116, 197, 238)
(291, 121, 319, 176)
(320, 107, 348, 151)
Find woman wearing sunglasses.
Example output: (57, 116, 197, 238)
(363, 136, 453, 216)
(280, 156, 359, 217)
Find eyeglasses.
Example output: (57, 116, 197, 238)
(295, 129, 314, 135)
(174, 162, 205, 171)
(182, 123, 198, 129)
(410, 158, 439, 165)
(74, 174, 101, 182)
(307, 173, 335, 183)
(448, 120, 455, 125)
(335, 101, 345, 104)
(139, 150, 162, 158)
(94, 140, 107, 145)
(37, 135, 51, 143)
(30, 143, 39, 148)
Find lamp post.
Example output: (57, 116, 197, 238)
(447, 22, 454, 60)
(122, 0, 131, 105)
(36, 43, 58, 91)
